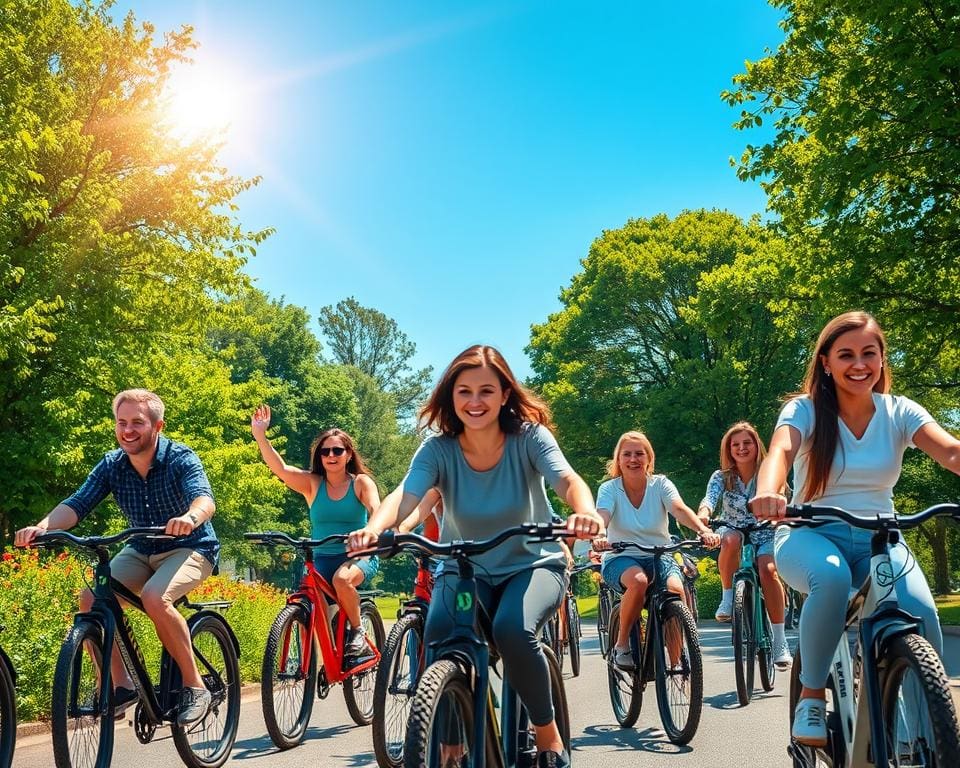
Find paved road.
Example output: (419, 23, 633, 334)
(13, 622, 960, 767)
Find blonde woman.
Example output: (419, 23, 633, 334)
(593, 431, 719, 670)
(698, 422, 791, 667)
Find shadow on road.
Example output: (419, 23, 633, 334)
(573, 723, 693, 755)
(230, 723, 358, 760)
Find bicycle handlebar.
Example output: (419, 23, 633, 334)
(32, 526, 172, 549)
(783, 502, 960, 530)
(244, 531, 348, 550)
(607, 539, 702, 555)
(708, 519, 771, 534)
(368, 522, 570, 560)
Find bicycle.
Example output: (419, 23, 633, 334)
(372, 553, 434, 768)
(671, 535, 701, 624)
(540, 578, 582, 678)
(33, 527, 240, 768)
(0, 633, 15, 768)
(784, 503, 960, 768)
(710, 520, 777, 706)
(371, 522, 571, 768)
(600, 539, 704, 744)
(244, 531, 385, 750)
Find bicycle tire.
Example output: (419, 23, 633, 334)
(343, 601, 386, 725)
(404, 659, 491, 768)
(757, 599, 776, 693)
(373, 611, 423, 768)
(261, 603, 317, 750)
(0, 654, 15, 768)
(788, 645, 844, 768)
(881, 632, 960, 766)
(52, 621, 114, 768)
(597, 588, 612, 658)
(733, 579, 755, 706)
(684, 580, 699, 625)
(654, 600, 703, 744)
(171, 613, 241, 768)
(606, 605, 642, 728)
(567, 595, 581, 678)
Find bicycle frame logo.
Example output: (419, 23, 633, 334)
(875, 561, 895, 587)
(456, 592, 472, 612)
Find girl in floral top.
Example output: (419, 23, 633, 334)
(698, 421, 792, 667)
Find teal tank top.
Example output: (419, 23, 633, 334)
(309, 477, 368, 554)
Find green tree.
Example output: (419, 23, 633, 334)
(318, 297, 433, 419)
(724, 0, 960, 391)
(0, 1, 267, 534)
(528, 210, 805, 503)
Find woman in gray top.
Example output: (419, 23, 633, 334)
(349, 345, 602, 768)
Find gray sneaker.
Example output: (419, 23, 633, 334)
(613, 647, 635, 671)
(178, 686, 211, 725)
(344, 627, 370, 659)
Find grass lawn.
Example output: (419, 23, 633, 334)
(374, 594, 403, 621)
(577, 595, 598, 619)
(936, 593, 960, 625)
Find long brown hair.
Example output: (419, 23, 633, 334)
(419, 345, 553, 436)
(605, 431, 655, 479)
(796, 311, 890, 500)
(719, 421, 767, 491)
(309, 428, 373, 479)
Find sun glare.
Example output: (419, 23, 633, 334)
(162, 60, 249, 145)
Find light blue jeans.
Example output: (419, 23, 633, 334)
(773, 522, 942, 689)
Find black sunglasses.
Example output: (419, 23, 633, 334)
(319, 446, 347, 457)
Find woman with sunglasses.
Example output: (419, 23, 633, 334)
(252, 405, 380, 658)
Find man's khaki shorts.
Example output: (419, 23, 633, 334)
(110, 546, 214, 604)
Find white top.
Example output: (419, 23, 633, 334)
(596, 475, 679, 548)
(776, 393, 934, 515)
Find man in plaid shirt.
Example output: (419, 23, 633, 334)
(15, 389, 219, 725)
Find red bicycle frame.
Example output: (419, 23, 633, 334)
(283, 558, 380, 686)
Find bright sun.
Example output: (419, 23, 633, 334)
(162, 60, 249, 144)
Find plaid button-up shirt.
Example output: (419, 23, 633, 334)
(62, 435, 219, 566)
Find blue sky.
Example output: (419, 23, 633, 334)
(114, 1, 784, 380)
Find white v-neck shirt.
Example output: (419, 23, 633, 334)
(777, 393, 933, 515)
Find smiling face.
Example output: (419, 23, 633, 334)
(452, 365, 509, 433)
(114, 400, 163, 458)
(728, 430, 758, 468)
(617, 439, 650, 478)
(821, 326, 884, 398)
(318, 435, 351, 474)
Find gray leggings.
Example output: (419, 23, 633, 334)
(774, 523, 942, 689)
(424, 566, 567, 726)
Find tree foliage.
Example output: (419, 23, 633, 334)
(528, 210, 806, 503)
(724, 0, 960, 390)
(318, 297, 433, 419)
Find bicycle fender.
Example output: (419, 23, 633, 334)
(187, 610, 241, 657)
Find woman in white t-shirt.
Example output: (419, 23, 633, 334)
(753, 311, 960, 748)
(593, 431, 719, 670)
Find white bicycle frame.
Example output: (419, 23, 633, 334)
(821, 534, 928, 767)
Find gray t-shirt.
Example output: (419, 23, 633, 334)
(777, 393, 934, 515)
(403, 423, 570, 578)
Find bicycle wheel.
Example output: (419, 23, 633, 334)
(172, 614, 241, 768)
(606, 605, 642, 728)
(733, 579, 756, 706)
(343, 601, 386, 725)
(655, 600, 703, 745)
(373, 611, 423, 768)
(597, 588, 612, 658)
(0, 655, 15, 768)
(567, 595, 581, 678)
(882, 633, 960, 766)
(262, 603, 317, 750)
(757, 600, 776, 693)
(52, 621, 114, 768)
(789, 646, 843, 768)
(404, 660, 477, 768)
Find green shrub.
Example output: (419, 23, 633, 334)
(695, 557, 721, 620)
(0, 547, 286, 721)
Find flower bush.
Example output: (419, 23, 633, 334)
(0, 547, 286, 721)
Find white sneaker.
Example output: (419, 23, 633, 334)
(792, 698, 827, 747)
(773, 640, 793, 669)
(715, 595, 733, 623)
